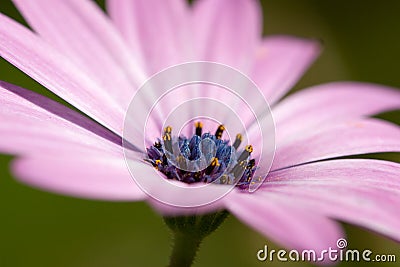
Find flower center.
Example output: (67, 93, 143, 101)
(145, 122, 257, 190)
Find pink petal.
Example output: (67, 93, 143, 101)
(0, 81, 127, 157)
(226, 192, 344, 256)
(12, 156, 145, 201)
(267, 159, 400, 194)
(0, 13, 124, 134)
(124, 159, 229, 215)
(271, 119, 400, 171)
(192, 0, 262, 72)
(148, 186, 227, 216)
(273, 82, 400, 145)
(251, 35, 321, 105)
(12, 0, 145, 105)
(123, 62, 274, 152)
(106, 0, 190, 74)
(264, 159, 400, 241)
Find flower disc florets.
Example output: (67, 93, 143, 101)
(146, 122, 257, 190)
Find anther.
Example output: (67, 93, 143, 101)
(195, 121, 203, 136)
(163, 133, 172, 153)
(153, 159, 162, 170)
(205, 157, 220, 175)
(237, 144, 253, 162)
(163, 126, 173, 152)
(215, 125, 225, 139)
(232, 134, 242, 149)
(164, 126, 172, 134)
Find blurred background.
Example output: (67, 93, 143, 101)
(0, 0, 399, 266)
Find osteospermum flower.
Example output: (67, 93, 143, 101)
(1, 0, 400, 266)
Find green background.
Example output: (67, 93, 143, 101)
(0, 0, 399, 266)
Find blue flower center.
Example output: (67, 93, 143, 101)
(145, 122, 257, 190)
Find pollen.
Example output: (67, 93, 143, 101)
(215, 124, 225, 139)
(164, 126, 172, 134)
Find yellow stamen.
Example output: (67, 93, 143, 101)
(195, 121, 203, 136)
(245, 145, 253, 153)
(164, 126, 172, 134)
(233, 133, 242, 149)
(215, 125, 225, 139)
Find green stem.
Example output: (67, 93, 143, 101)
(164, 210, 229, 267)
(168, 232, 202, 267)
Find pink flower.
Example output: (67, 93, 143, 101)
(1, 0, 400, 259)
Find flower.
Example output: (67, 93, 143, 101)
(1, 0, 400, 260)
